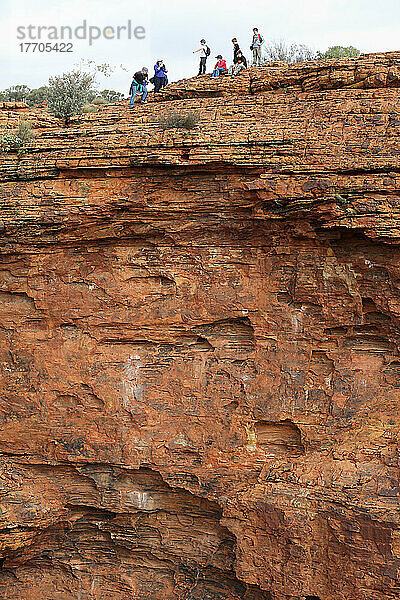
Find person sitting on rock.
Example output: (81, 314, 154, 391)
(153, 60, 168, 93)
(229, 51, 248, 76)
(129, 67, 148, 107)
(193, 39, 210, 75)
(211, 55, 228, 78)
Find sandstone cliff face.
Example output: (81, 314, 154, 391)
(0, 52, 400, 600)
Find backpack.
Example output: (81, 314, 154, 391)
(205, 45, 210, 56)
(251, 34, 264, 50)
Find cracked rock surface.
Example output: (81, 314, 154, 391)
(1, 52, 400, 600)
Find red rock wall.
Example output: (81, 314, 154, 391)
(0, 52, 400, 600)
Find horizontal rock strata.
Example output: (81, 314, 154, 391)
(0, 52, 400, 600)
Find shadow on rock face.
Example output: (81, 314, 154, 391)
(0, 466, 272, 600)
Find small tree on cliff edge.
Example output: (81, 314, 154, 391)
(318, 45, 360, 59)
(261, 41, 361, 65)
(262, 41, 317, 64)
(46, 70, 95, 125)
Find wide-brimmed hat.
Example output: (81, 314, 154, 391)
(215, 54, 223, 59)
(200, 39, 206, 43)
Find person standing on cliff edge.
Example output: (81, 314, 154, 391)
(193, 39, 210, 75)
(250, 27, 264, 66)
(153, 60, 168, 93)
(232, 38, 241, 64)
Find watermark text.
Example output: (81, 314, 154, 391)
(17, 20, 146, 46)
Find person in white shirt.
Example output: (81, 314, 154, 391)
(193, 39, 210, 75)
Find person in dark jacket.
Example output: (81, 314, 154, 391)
(153, 60, 168, 93)
(232, 38, 240, 64)
(129, 67, 148, 107)
(231, 51, 247, 75)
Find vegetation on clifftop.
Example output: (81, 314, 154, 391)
(262, 42, 360, 64)
(0, 120, 34, 153)
(158, 111, 199, 130)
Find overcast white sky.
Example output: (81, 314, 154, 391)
(1, 0, 400, 94)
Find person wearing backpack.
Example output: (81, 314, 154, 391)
(129, 67, 148, 107)
(250, 27, 264, 66)
(193, 39, 210, 75)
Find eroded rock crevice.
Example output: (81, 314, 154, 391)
(0, 466, 271, 600)
(254, 420, 305, 456)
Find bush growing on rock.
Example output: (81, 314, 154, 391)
(81, 104, 99, 114)
(91, 97, 108, 105)
(26, 86, 49, 107)
(158, 111, 199, 130)
(262, 41, 317, 64)
(99, 90, 125, 103)
(318, 45, 360, 59)
(0, 85, 49, 107)
(0, 120, 34, 153)
(46, 70, 96, 125)
(261, 41, 361, 65)
(0, 85, 31, 103)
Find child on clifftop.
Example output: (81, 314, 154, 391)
(211, 55, 227, 78)
(229, 51, 247, 76)
(193, 39, 210, 75)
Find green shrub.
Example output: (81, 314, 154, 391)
(26, 86, 48, 107)
(16, 120, 33, 144)
(318, 46, 360, 60)
(260, 41, 361, 65)
(1, 120, 34, 152)
(158, 111, 199, 130)
(0, 85, 31, 103)
(1, 133, 22, 152)
(81, 104, 99, 113)
(91, 96, 107, 105)
(46, 70, 96, 125)
(100, 89, 125, 103)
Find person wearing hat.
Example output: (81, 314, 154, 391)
(129, 67, 149, 107)
(193, 39, 210, 75)
(153, 60, 168, 93)
(211, 55, 227, 78)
